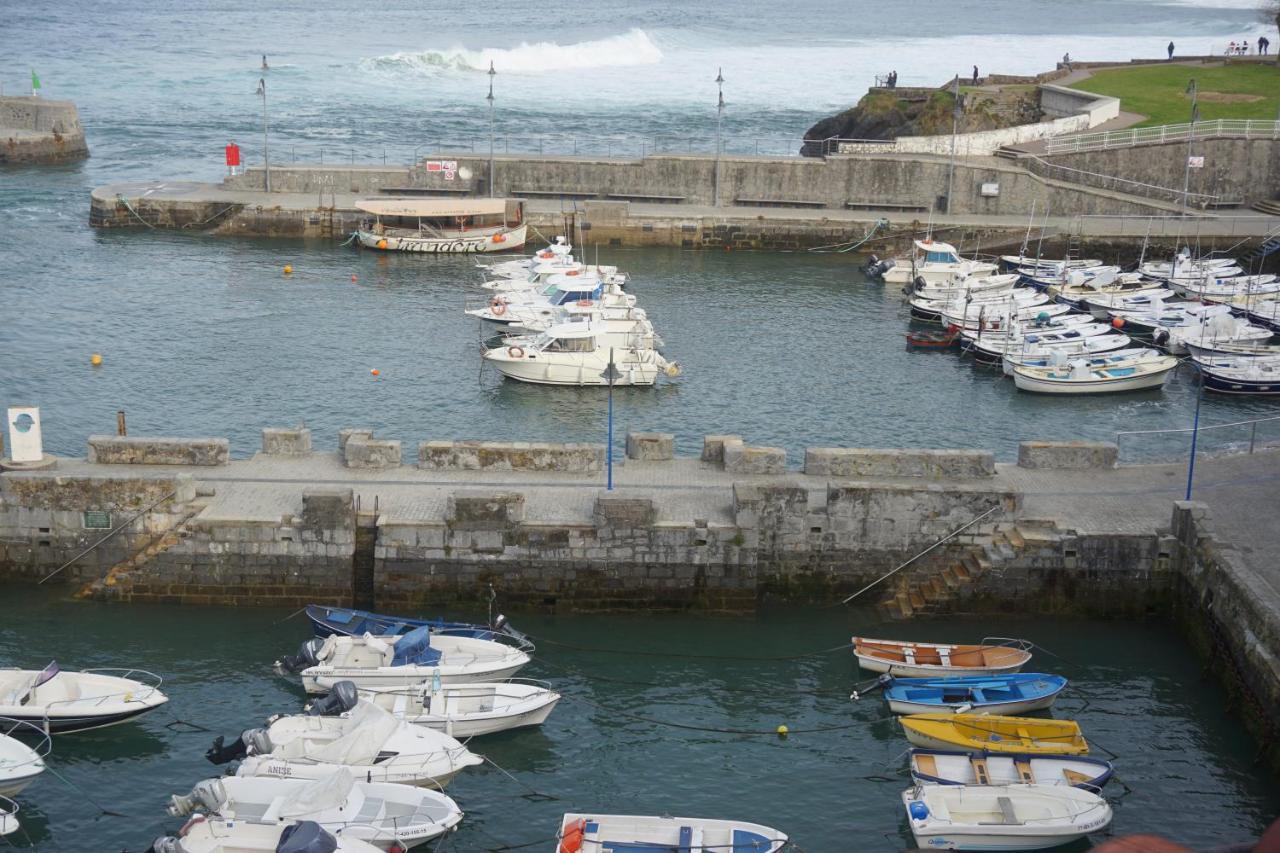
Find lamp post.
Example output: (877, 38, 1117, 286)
(1185, 366, 1203, 500)
(255, 78, 271, 193)
(601, 349, 621, 490)
(1181, 78, 1198, 214)
(714, 68, 724, 207)
(945, 75, 960, 214)
(487, 61, 496, 198)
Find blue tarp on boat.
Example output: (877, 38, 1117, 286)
(305, 604, 519, 642)
(391, 626, 442, 666)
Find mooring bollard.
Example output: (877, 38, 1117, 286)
(116, 410, 127, 437)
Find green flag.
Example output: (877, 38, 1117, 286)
(31, 70, 41, 92)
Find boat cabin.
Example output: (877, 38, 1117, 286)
(356, 198, 524, 239)
(529, 325, 600, 354)
(914, 239, 964, 265)
(539, 276, 604, 306)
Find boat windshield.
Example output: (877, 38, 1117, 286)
(536, 334, 596, 353)
(549, 285, 602, 306)
(925, 250, 961, 264)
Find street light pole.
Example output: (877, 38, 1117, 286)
(602, 348, 621, 491)
(714, 68, 724, 207)
(1181, 78, 1198, 214)
(1185, 367, 1203, 500)
(256, 78, 271, 193)
(945, 75, 960, 214)
(487, 61, 496, 198)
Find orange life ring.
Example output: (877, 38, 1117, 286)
(559, 819, 587, 853)
(576, 299, 593, 307)
(565, 269, 581, 276)
(492, 233, 507, 243)
(490, 297, 507, 316)
(507, 345, 525, 358)
(538, 250, 553, 259)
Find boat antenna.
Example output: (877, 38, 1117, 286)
(1019, 200, 1037, 260)
(1033, 200, 1050, 269)
(1137, 217, 1152, 269)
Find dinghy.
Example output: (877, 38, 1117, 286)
(909, 749, 1113, 790)
(304, 604, 529, 646)
(902, 783, 1112, 850)
(0, 719, 47, 796)
(880, 673, 1066, 715)
(1001, 346, 1155, 377)
(150, 818, 383, 853)
(168, 768, 463, 850)
(0, 662, 168, 733)
(901, 713, 1089, 755)
(852, 637, 1032, 678)
(555, 813, 788, 853)
(1195, 357, 1280, 396)
(206, 700, 483, 789)
(314, 678, 560, 737)
(277, 627, 532, 694)
(1011, 352, 1178, 395)
(0, 796, 17, 837)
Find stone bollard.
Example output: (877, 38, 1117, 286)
(344, 437, 402, 469)
(625, 432, 674, 461)
(262, 427, 312, 456)
(338, 428, 374, 454)
(1017, 441, 1119, 470)
(723, 440, 787, 474)
(701, 434, 742, 467)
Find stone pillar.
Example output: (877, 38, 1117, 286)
(625, 432, 674, 461)
(262, 427, 312, 456)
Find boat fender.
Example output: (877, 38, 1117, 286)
(908, 801, 930, 822)
(178, 814, 207, 838)
(507, 345, 525, 359)
(559, 818, 587, 853)
(492, 233, 507, 243)
(565, 269, 581, 276)
(576, 299, 593, 307)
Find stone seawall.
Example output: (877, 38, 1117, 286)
(1, 96, 89, 164)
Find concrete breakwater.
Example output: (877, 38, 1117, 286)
(0, 96, 88, 164)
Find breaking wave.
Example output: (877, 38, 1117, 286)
(362, 28, 663, 76)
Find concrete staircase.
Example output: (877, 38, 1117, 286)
(78, 507, 203, 599)
(878, 519, 1064, 619)
(1251, 199, 1280, 216)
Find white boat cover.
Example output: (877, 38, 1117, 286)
(278, 769, 357, 819)
(308, 704, 399, 765)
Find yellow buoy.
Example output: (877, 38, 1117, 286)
(776, 725, 789, 737)
(283, 264, 293, 275)
(90, 353, 103, 367)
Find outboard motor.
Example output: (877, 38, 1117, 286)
(277, 821, 339, 853)
(168, 779, 226, 817)
(206, 727, 271, 765)
(862, 254, 894, 279)
(912, 275, 927, 294)
(150, 837, 181, 853)
(307, 680, 359, 717)
(275, 637, 326, 675)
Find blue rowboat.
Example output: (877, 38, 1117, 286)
(909, 749, 1114, 791)
(304, 604, 530, 647)
(882, 673, 1066, 715)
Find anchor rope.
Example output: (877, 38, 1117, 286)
(806, 218, 892, 253)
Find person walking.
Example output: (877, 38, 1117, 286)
(972, 65, 979, 84)
(1167, 41, 1175, 59)
(1261, 36, 1270, 55)
(1062, 52, 1072, 71)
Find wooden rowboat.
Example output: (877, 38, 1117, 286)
(905, 326, 960, 348)
(852, 637, 1032, 678)
(900, 713, 1089, 756)
(908, 749, 1113, 790)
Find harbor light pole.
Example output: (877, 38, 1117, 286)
(1185, 368, 1204, 500)
(255, 78, 271, 193)
(487, 61, 496, 198)
(1181, 78, 1198, 215)
(714, 68, 724, 207)
(601, 350, 621, 490)
(945, 75, 960, 214)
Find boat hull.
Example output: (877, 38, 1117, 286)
(305, 604, 516, 643)
(909, 749, 1113, 790)
(409, 696, 559, 737)
(304, 662, 528, 694)
(0, 769, 42, 798)
(1011, 366, 1172, 394)
(1200, 371, 1280, 396)
(887, 694, 1057, 716)
(0, 704, 162, 734)
(356, 224, 527, 253)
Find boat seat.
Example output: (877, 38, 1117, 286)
(1014, 759, 1034, 783)
(1016, 727, 1032, 743)
(970, 757, 990, 785)
(997, 796, 1019, 825)
(355, 797, 385, 823)
(914, 754, 939, 777)
(259, 796, 288, 823)
(1062, 769, 1093, 786)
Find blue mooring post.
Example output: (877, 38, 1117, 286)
(604, 347, 619, 491)
(1186, 368, 1203, 500)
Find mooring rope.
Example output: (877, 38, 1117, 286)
(530, 635, 853, 661)
(806, 217, 891, 253)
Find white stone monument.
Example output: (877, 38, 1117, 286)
(2, 406, 55, 470)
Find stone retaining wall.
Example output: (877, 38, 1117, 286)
(0, 96, 89, 164)
(87, 435, 229, 466)
(804, 448, 995, 478)
(1017, 441, 1118, 470)
(419, 440, 605, 473)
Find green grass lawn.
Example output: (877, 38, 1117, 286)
(1071, 62, 1280, 126)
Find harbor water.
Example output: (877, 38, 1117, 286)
(1, 585, 1278, 851)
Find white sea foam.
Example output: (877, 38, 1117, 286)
(362, 28, 663, 77)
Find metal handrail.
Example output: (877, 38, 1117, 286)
(37, 489, 179, 585)
(1045, 118, 1280, 155)
(1116, 414, 1280, 438)
(1021, 153, 1219, 207)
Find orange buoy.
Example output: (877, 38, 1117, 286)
(351, 274, 358, 282)
(370, 368, 380, 377)
(1111, 317, 1125, 329)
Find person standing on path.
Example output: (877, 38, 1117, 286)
(1167, 41, 1175, 59)
(972, 65, 979, 84)
(1260, 37, 1270, 55)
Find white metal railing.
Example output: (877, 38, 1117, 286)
(1116, 414, 1280, 455)
(1044, 119, 1280, 155)
(1022, 153, 1220, 207)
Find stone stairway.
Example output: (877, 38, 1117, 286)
(1251, 199, 1280, 216)
(878, 519, 1065, 619)
(78, 506, 204, 599)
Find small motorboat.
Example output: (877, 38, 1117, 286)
(852, 637, 1032, 678)
(909, 749, 1113, 790)
(304, 604, 528, 646)
(879, 673, 1067, 715)
(902, 783, 1112, 850)
(0, 662, 168, 733)
(882, 239, 998, 285)
(1001, 345, 1154, 377)
(206, 700, 483, 789)
(1011, 352, 1179, 395)
(963, 323, 1120, 364)
(905, 326, 961, 348)
(150, 818, 383, 853)
(319, 678, 561, 737)
(1175, 274, 1279, 301)
(0, 795, 19, 837)
(939, 300, 1070, 332)
(478, 236, 572, 279)
(1185, 340, 1280, 361)
(900, 713, 1089, 755)
(0, 719, 48, 796)
(277, 626, 532, 694)
(1195, 356, 1280, 396)
(482, 321, 680, 387)
(168, 768, 463, 850)
(1000, 255, 1101, 272)
(555, 813, 788, 853)
(1080, 287, 1176, 319)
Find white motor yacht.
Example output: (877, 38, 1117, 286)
(0, 662, 168, 733)
(483, 322, 680, 386)
(330, 678, 561, 737)
(883, 239, 998, 285)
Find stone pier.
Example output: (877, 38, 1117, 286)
(1, 96, 89, 164)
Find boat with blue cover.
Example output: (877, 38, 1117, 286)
(909, 749, 1113, 790)
(555, 813, 787, 853)
(305, 604, 528, 646)
(880, 673, 1066, 715)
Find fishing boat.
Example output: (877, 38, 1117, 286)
(1186, 340, 1280, 360)
(880, 673, 1067, 715)
(882, 239, 998, 285)
(309, 678, 560, 738)
(1000, 255, 1101, 272)
(1174, 274, 1279, 301)
(1139, 251, 1239, 279)
(911, 272, 1020, 304)
(908, 282, 1033, 322)
(0, 796, 18, 838)
(0, 662, 168, 733)
(0, 719, 47, 796)
(1022, 265, 1124, 292)
(554, 813, 788, 853)
(1244, 297, 1280, 332)
(304, 604, 528, 645)
(355, 198, 527, 253)
(206, 700, 483, 789)
(1195, 356, 1280, 396)
(277, 627, 532, 694)
(900, 713, 1089, 755)
(482, 322, 680, 386)
(902, 783, 1112, 850)
(150, 818, 383, 853)
(1000, 344, 1151, 377)
(1011, 352, 1179, 395)
(909, 749, 1113, 790)
(905, 327, 961, 348)
(1079, 288, 1176, 319)
(1046, 272, 1164, 309)
(167, 768, 463, 850)
(962, 323, 1121, 364)
(939, 301, 1070, 332)
(852, 637, 1032, 678)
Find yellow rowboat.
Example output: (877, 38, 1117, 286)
(900, 713, 1089, 756)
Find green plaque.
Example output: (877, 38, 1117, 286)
(83, 511, 112, 530)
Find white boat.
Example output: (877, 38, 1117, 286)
(467, 272, 637, 326)
(1186, 340, 1280, 360)
(355, 198, 527, 253)
(208, 700, 483, 789)
(883, 239, 998, 285)
(1140, 251, 1239, 279)
(1023, 265, 1123, 291)
(347, 679, 561, 737)
(479, 236, 572, 278)
(909, 750, 1114, 790)
(0, 662, 168, 733)
(964, 322, 1121, 363)
(908, 282, 1034, 322)
(1080, 287, 1176, 319)
(483, 322, 680, 386)
(1001, 255, 1101, 271)
(481, 262, 624, 293)
(902, 783, 1112, 850)
(912, 272, 1020, 303)
(1001, 344, 1150, 377)
(1196, 356, 1280, 396)
(0, 719, 46, 797)
(939, 300, 1070, 332)
(1109, 302, 1272, 354)
(504, 299, 656, 339)
(1047, 271, 1164, 308)
(1175, 274, 1279, 300)
(151, 818, 383, 853)
(279, 627, 532, 694)
(168, 768, 463, 850)
(1243, 297, 1280, 332)
(0, 796, 18, 838)
(555, 813, 788, 853)
(1011, 352, 1179, 395)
